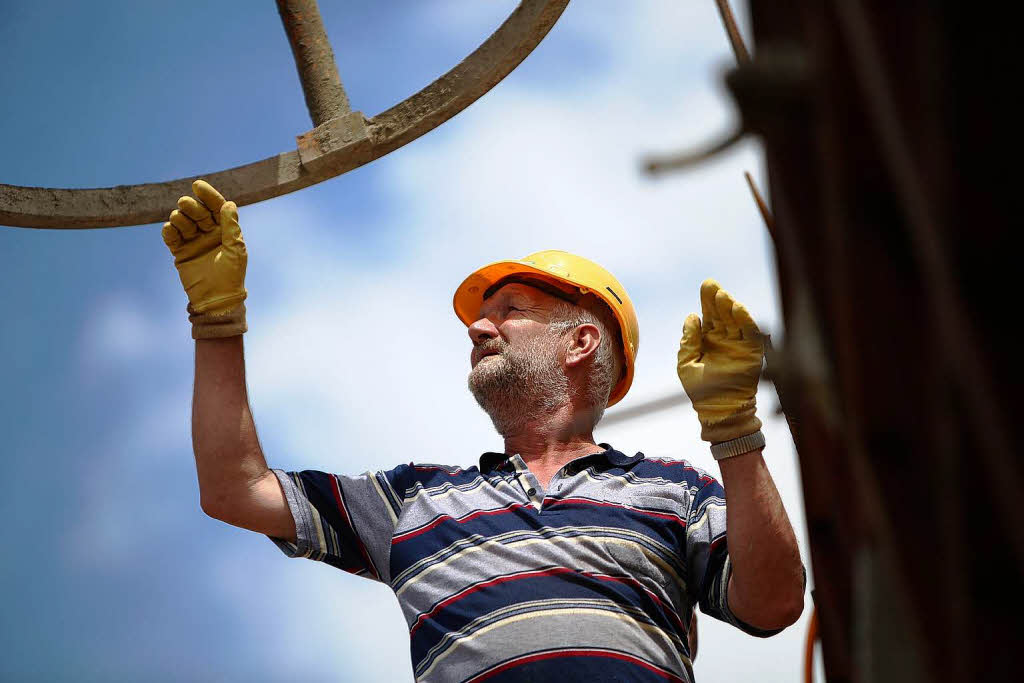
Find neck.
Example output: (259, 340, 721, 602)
(501, 402, 601, 471)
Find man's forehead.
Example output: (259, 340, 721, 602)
(484, 275, 580, 303)
(487, 282, 544, 300)
(478, 283, 545, 313)
(478, 278, 574, 316)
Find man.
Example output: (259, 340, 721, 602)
(163, 180, 805, 682)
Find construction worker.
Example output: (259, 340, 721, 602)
(163, 180, 805, 682)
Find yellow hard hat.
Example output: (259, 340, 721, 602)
(453, 250, 639, 406)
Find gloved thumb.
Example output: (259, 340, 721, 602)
(677, 313, 703, 366)
(219, 201, 243, 249)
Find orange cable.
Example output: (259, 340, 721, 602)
(804, 605, 819, 683)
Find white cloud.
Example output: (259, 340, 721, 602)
(62, 386, 194, 569)
(207, 544, 416, 681)
(75, 289, 169, 385)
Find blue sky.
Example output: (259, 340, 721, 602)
(1, 2, 819, 680)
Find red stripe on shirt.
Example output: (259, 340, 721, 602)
(393, 502, 532, 544)
(412, 465, 467, 475)
(643, 458, 715, 485)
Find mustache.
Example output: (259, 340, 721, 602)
(471, 340, 507, 364)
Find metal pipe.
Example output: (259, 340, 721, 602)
(744, 170, 777, 242)
(714, 0, 751, 64)
(276, 0, 351, 127)
(0, 0, 569, 228)
(642, 127, 745, 175)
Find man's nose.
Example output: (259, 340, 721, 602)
(468, 317, 499, 343)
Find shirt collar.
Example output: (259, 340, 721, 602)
(478, 443, 645, 472)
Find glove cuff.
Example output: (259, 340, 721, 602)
(710, 429, 766, 460)
(188, 301, 248, 340)
(699, 401, 761, 443)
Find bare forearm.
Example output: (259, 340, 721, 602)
(193, 335, 270, 515)
(718, 448, 805, 629)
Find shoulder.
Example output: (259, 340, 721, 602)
(631, 456, 719, 489)
(379, 461, 487, 498)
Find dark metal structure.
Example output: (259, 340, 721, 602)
(645, 1, 1020, 680)
(0, 0, 568, 229)
(723, 1, 1020, 680)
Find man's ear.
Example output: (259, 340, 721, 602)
(564, 323, 601, 368)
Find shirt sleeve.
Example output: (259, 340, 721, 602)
(266, 465, 410, 585)
(684, 475, 787, 638)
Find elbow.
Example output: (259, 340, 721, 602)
(762, 560, 808, 629)
(780, 563, 809, 626)
(200, 496, 222, 520)
(199, 488, 231, 520)
(731, 574, 806, 631)
(776, 591, 805, 628)
(771, 579, 807, 629)
(767, 574, 807, 629)
(749, 594, 804, 632)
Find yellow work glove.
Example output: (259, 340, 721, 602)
(677, 279, 764, 444)
(161, 179, 248, 340)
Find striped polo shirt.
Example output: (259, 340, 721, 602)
(267, 443, 780, 682)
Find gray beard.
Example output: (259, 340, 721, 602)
(467, 333, 568, 437)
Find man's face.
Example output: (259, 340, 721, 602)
(466, 283, 569, 434)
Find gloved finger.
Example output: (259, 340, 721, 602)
(169, 209, 199, 240)
(731, 300, 761, 340)
(193, 179, 226, 218)
(219, 202, 244, 249)
(677, 313, 703, 366)
(699, 278, 721, 332)
(715, 288, 741, 339)
(161, 222, 182, 249)
(177, 196, 217, 231)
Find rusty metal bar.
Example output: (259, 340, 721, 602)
(600, 393, 689, 427)
(744, 170, 776, 241)
(601, 366, 776, 427)
(713, 8, 801, 463)
(276, 0, 351, 127)
(642, 127, 744, 175)
(713, 0, 779, 250)
(713, 1, 779, 251)
(714, 0, 751, 64)
(0, 0, 569, 229)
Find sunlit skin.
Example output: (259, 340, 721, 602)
(467, 282, 605, 489)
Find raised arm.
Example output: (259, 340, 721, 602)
(193, 335, 295, 542)
(677, 278, 804, 630)
(162, 180, 295, 542)
(717, 447, 803, 628)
